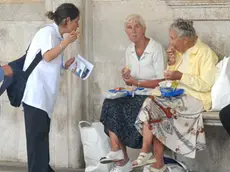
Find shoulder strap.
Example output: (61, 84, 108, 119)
(25, 51, 42, 78)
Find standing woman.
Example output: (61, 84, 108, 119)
(22, 3, 80, 172)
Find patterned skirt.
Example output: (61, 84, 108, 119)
(100, 95, 148, 149)
(135, 95, 206, 158)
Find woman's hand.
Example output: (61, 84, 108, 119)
(64, 57, 75, 69)
(123, 75, 137, 86)
(43, 31, 80, 62)
(167, 46, 176, 66)
(66, 30, 80, 44)
(164, 70, 183, 80)
(121, 66, 131, 79)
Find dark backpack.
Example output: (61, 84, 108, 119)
(0, 48, 42, 107)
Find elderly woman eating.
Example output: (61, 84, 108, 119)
(100, 14, 167, 172)
(134, 18, 218, 172)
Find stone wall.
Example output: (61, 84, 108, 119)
(0, 0, 46, 163)
(91, 0, 173, 119)
(91, 1, 230, 172)
(0, 0, 85, 169)
(0, 0, 230, 171)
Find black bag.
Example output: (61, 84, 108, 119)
(0, 49, 42, 107)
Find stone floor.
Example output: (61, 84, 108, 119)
(0, 162, 151, 172)
(0, 161, 144, 172)
(0, 161, 83, 172)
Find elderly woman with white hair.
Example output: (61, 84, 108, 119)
(134, 18, 218, 172)
(100, 14, 167, 172)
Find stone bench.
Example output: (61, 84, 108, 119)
(203, 111, 221, 126)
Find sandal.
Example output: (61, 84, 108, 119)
(100, 150, 124, 164)
(132, 152, 156, 168)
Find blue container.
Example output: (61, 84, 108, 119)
(160, 88, 184, 97)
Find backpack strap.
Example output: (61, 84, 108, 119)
(25, 51, 42, 78)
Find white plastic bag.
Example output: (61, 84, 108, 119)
(143, 156, 188, 172)
(211, 57, 230, 111)
(165, 156, 188, 172)
(167, 164, 187, 172)
(78, 121, 113, 172)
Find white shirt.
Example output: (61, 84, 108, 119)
(22, 23, 64, 118)
(125, 38, 167, 81)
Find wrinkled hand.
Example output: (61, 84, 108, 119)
(167, 46, 176, 66)
(164, 70, 183, 80)
(123, 75, 137, 86)
(121, 66, 131, 79)
(64, 57, 75, 69)
(66, 30, 79, 44)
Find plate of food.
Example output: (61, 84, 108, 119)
(159, 80, 184, 97)
(108, 87, 146, 97)
(159, 80, 179, 89)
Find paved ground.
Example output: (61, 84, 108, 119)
(0, 161, 84, 172)
(0, 162, 198, 172)
(0, 161, 144, 172)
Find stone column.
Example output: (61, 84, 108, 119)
(81, 0, 94, 122)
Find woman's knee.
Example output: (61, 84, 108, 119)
(143, 122, 149, 128)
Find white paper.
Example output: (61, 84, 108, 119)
(68, 55, 94, 80)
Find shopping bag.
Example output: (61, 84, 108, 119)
(211, 57, 230, 111)
(164, 156, 188, 172)
(78, 121, 113, 172)
(143, 156, 188, 172)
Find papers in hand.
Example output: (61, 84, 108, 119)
(68, 55, 94, 80)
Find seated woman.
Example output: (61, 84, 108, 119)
(100, 14, 167, 172)
(135, 18, 218, 172)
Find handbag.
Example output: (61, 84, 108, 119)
(0, 48, 42, 107)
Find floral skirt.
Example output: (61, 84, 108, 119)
(135, 95, 206, 158)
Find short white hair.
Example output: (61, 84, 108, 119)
(124, 14, 146, 28)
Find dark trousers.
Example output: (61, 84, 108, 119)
(23, 103, 55, 172)
(219, 104, 230, 136)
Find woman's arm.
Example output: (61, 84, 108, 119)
(43, 30, 79, 62)
(165, 50, 218, 92)
(43, 39, 69, 62)
(123, 76, 164, 89)
(136, 79, 164, 88)
(123, 42, 166, 88)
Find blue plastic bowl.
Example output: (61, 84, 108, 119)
(160, 88, 184, 97)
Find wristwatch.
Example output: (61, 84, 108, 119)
(137, 81, 140, 87)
